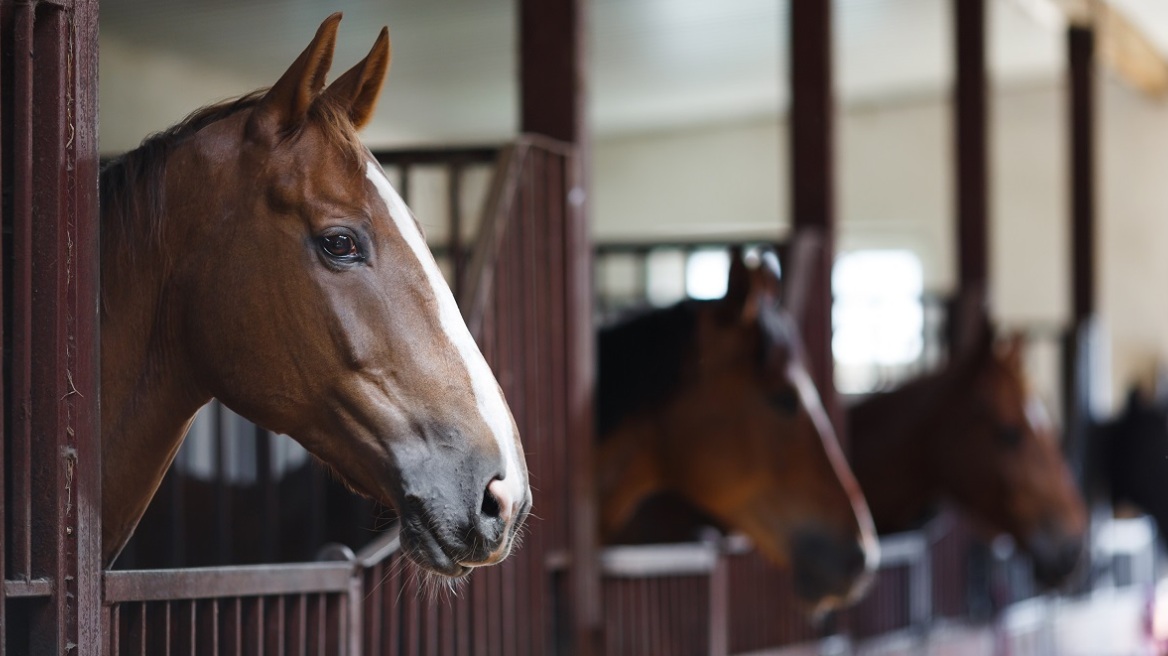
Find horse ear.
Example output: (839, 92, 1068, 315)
(950, 285, 991, 359)
(321, 26, 391, 130)
(723, 246, 750, 310)
(248, 13, 342, 141)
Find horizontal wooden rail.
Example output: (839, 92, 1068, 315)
(104, 562, 354, 603)
(600, 543, 720, 578)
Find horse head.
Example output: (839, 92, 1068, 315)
(597, 248, 878, 610)
(100, 14, 529, 575)
(936, 326, 1087, 587)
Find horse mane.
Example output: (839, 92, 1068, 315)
(596, 302, 699, 438)
(100, 89, 365, 262)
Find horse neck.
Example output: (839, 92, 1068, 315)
(849, 370, 953, 533)
(100, 171, 211, 565)
(594, 303, 697, 539)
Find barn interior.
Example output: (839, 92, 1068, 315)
(6, 0, 1168, 654)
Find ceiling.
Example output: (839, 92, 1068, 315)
(97, 0, 1150, 146)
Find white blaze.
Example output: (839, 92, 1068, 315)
(365, 161, 528, 503)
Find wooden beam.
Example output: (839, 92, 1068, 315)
(1069, 25, 1096, 322)
(954, 0, 990, 298)
(1095, 1, 1168, 98)
(519, 0, 587, 144)
(788, 0, 838, 425)
(1011, 0, 1168, 98)
(517, 2, 600, 655)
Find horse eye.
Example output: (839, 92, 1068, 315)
(998, 426, 1023, 447)
(317, 232, 361, 261)
(769, 390, 800, 416)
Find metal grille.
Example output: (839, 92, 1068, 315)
(725, 548, 820, 651)
(104, 563, 357, 656)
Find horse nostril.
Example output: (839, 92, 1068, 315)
(482, 478, 513, 523)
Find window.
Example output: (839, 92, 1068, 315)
(833, 250, 925, 394)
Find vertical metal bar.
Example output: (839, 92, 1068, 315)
(954, 0, 989, 295)
(185, 601, 197, 656)
(0, 0, 7, 637)
(211, 599, 221, 656)
(448, 163, 465, 298)
(10, 0, 34, 584)
(213, 403, 231, 564)
(296, 594, 308, 656)
(108, 605, 120, 656)
(256, 425, 277, 562)
(344, 570, 361, 656)
(423, 584, 438, 656)
(273, 595, 287, 656)
(163, 602, 173, 656)
(399, 164, 412, 206)
(137, 603, 147, 656)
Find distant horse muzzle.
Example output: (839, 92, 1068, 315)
(790, 527, 875, 607)
(1026, 525, 1084, 588)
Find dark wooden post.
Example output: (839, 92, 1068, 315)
(1062, 25, 1097, 476)
(1069, 26, 1095, 324)
(788, 0, 839, 425)
(518, 1, 599, 653)
(0, 0, 102, 652)
(954, 0, 989, 299)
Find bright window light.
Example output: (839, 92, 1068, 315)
(646, 249, 687, 307)
(833, 250, 924, 391)
(685, 249, 731, 300)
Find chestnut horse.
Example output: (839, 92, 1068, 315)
(849, 315, 1087, 587)
(99, 14, 529, 575)
(596, 249, 878, 609)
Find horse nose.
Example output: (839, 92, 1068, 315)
(482, 478, 514, 524)
(790, 529, 875, 607)
(1028, 525, 1084, 588)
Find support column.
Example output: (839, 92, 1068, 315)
(1069, 25, 1095, 324)
(518, 2, 598, 654)
(1063, 24, 1097, 477)
(788, 0, 838, 424)
(954, 0, 990, 298)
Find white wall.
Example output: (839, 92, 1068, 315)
(97, 29, 1168, 410)
(593, 77, 1168, 408)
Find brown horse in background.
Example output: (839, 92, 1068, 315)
(99, 14, 529, 575)
(596, 248, 878, 610)
(848, 312, 1087, 587)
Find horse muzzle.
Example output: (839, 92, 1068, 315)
(790, 527, 877, 609)
(396, 466, 532, 577)
(1026, 525, 1084, 588)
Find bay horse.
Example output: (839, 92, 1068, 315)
(596, 248, 879, 610)
(99, 14, 530, 576)
(848, 312, 1087, 587)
